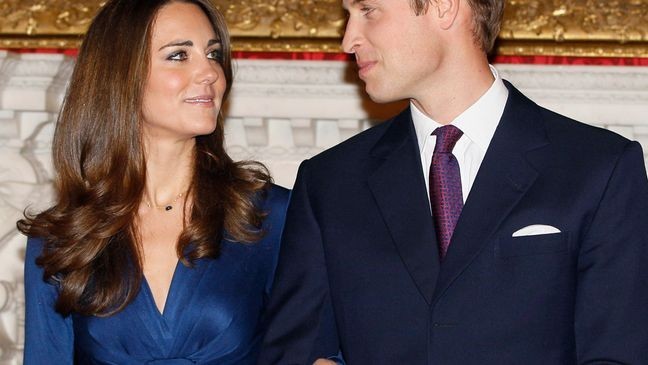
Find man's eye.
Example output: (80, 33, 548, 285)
(167, 51, 188, 61)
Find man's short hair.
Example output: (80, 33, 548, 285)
(409, 0, 504, 53)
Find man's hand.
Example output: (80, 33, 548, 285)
(313, 359, 337, 365)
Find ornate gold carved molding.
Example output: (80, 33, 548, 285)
(0, 0, 646, 57)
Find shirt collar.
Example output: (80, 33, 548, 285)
(411, 65, 509, 153)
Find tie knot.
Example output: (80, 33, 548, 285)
(432, 125, 463, 154)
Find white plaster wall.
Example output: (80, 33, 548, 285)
(0, 51, 647, 364)
(226, 60, 648, 187)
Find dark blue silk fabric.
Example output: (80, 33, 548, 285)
(24, 185, 289, 364)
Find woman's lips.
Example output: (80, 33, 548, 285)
(184, 96, 214, 107)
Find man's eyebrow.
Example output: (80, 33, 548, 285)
(343, 0, 365, 10)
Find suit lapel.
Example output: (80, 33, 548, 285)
(432, 82, 550, 303)
(368, 109, 440, 305)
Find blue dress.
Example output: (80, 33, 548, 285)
(24, 185, 289, 365)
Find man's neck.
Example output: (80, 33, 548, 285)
(411, 56, 494, 124)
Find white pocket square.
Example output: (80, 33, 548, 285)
(512, 224, 561, 237)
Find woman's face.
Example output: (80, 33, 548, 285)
(141, 1, 226, 142)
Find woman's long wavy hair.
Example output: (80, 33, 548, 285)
(17, 0, 270, 316)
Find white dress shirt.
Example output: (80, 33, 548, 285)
(412, 65, 509, 203)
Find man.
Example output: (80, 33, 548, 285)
(259, 0, 648, 364)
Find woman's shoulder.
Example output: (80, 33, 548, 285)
(256, 183, 290, 244)
(25, 236, 45, 261)
(267, 183, 290, 201)
(23, 236, 58, 294)
(262, 183, 290, 213)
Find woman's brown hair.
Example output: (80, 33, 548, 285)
(17, 0, 270, 316)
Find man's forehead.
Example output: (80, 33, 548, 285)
(342, 0, 373, 10)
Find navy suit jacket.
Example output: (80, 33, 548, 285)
(259, 82, 648, 364)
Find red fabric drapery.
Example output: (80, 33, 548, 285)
(233, 52, 648, 66)
(491, 55, 648, 66)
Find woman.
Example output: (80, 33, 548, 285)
(18, 0, 289, 363)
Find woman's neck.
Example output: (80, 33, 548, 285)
(143, 137, 195, 207)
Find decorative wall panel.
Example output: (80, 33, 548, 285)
(0, 0, 646, 57)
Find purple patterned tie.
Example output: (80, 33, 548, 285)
(430, 125, 464, 260)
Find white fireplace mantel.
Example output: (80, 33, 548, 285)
(0, 50, 647, 364)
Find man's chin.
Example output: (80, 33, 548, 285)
(366, 89, 399, 104)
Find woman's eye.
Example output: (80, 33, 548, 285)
(167, 51, 188, 61)
(207, 49, 222, 60)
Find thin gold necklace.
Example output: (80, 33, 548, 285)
(144, 192, 184, 212)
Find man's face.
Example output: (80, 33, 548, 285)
(342, 0, 445, 104)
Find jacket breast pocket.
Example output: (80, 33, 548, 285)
(495, 232, 568, 259)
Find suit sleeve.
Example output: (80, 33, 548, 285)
(23, 237, 74, 364)
(258, 160, 341, 365)
(575, 141, 648, 364)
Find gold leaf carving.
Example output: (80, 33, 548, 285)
(0, 0, 104, 35)
(501, 0, 647, 42)
(215, 0, 345, 38)
(0, 0, 645, 57)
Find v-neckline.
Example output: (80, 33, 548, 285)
(136, 256, 211, 347)
(142, 259, 182, 317)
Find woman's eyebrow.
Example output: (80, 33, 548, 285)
(158, 40, 193, 51)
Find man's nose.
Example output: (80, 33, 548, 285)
(341, 18, 360, 54)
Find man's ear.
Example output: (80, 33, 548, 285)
(432, 0, 460, 30)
